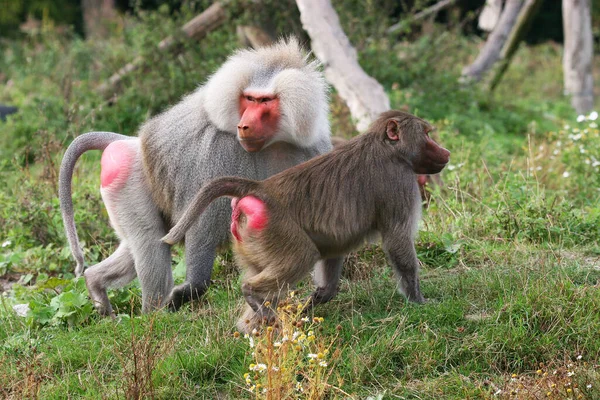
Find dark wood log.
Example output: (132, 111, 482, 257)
(97, 2, 227, 97)
(236, 26, 274, 49)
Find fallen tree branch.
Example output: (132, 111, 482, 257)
(387, 0, 457, 34)
(97, 2, 227, 97)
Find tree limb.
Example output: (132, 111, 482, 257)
(387, 0, 457, 34)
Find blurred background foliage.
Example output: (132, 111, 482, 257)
(2, 0, 597, 41)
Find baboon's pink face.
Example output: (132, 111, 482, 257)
(237, 93, 281, 152)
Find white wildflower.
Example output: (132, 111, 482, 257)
(563, 171, 570, 178)
(580, 146, 586, 154)
(577, 115, 586, 122)
(292, 331, 301, 340)
(587, 384, 592, 389)
(301, 316, 309, 322)
(494, 389, 502, 396)
(1, 240, 10, 247)
(272, 366, 279, 371)
(250, 363, 267, 372)
(307, 353, 318, 359)
(577, 354, 583, 360)
(553, 149, 560, 155)
(567, 371, 575, 377)
(569, 133, 582, 141)
(556, 140, 562, 146)
(564, 125, 570, 130)
(589, 122, 598, 128)
(244, 333, 255, 348)
(274, 341, 282, 347)
(318, 361, 328, 367)
(12, 304, 30, 317)
(447, 164, 456, 171)
(589, 111, 598, 120)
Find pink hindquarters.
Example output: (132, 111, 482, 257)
(230, 196, 268, 242)
(101, 140, 135, 190)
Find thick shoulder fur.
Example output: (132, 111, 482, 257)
(202, 37, 330, 147)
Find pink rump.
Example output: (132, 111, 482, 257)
(230, 196, 268, 242)
(101, 140, 134, 189)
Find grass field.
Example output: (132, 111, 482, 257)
(0, 9, 599, 399)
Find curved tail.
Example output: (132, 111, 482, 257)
(162, 177, 260, 245)
(59, 131, 131, 277)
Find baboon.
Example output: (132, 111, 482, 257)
(59, 38, 332, 315)
(163, 110, 450, 332)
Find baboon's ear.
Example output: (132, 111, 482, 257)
(386, 120, 400, 141)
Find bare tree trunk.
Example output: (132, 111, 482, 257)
(478, 0, 503, 32)
(295, 0, 390, 132)
(489, 0, 543, 90)
(563, 0, 594, 115)
(461, 0, 523, 83)
(82, 0, 116, 39)
(97, 2, 227, 97)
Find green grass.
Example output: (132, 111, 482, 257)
(1, 7, 600, 399)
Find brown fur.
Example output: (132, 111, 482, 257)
(163, 110, 450, 332)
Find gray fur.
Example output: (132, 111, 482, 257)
(60, 38, 332, 314)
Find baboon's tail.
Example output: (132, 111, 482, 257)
(59, 131, 132, 277)
(162, 177, 260, 245)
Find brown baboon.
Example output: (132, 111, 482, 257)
(163, 110, 450, 332)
